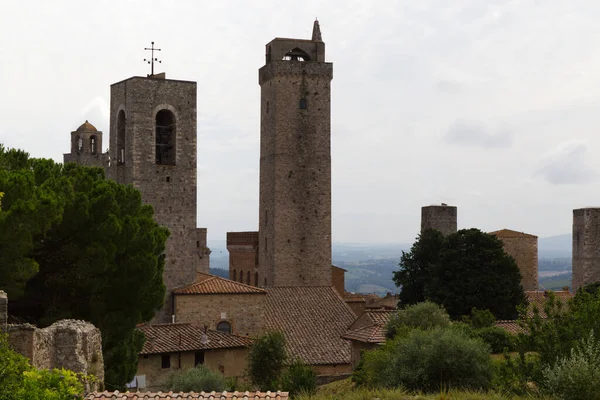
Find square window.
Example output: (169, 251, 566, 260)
(161, 354, 170, 369)
(195, 351, 205, 366)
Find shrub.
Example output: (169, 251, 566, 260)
(277, 359, 316, 397)
(166, 365, 226, 392)
(476, 326, 514, 354)
(352, 343, 395, 388)
(491, 352, 541, 396)
(541, 331, 600, 400)
(0, 334, 31, 400)
(247, 331, 287, 390)
(386, 301, 450, 339)
(462, 308, 496, 329)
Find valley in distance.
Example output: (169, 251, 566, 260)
(208, 233, 573, 295)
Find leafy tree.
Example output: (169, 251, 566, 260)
(248, 331, 288, 390)
(462, 307, 496, 329)
(0, 334, 31, 400)
(393, 229, 444, 306)
(166, 364, 226, 392)
(277, 359, 316, 397)
(1, 146, 168, 390)
(386, 301, 450, 339)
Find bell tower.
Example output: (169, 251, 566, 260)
(107, 73, 209, 323)
(63, 120, 108, 168)
(258, 21, 333, 287)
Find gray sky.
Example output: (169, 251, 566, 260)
(2, 0, 599, 244)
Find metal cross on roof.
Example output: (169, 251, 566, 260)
(144, 41, 162, 77)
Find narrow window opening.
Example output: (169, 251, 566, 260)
(299, 98, 307, 109)
(196, 240, 200, 248)
(166, 176, 171, 183)
(90, 136, 97, 154)
(266, 101, 270, 114)
(195, 351, 205, 366)
(266, 45, 272, 63)
(161, 354, 170, 369)
(247, 271, 250, 284)
(216, 321, 232, 334)
(264, 277, 267, 286)
(233, 269, 237, 281)
(117, 110, 126, 164)
(155, 109, 176, 165)
(76, 136, 82, 152)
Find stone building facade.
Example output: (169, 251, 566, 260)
(227, 231, 259, 286)
(258, 21, 333, 287)
(573, 208, 600, 291)
(421, 204, 458, 236)
(63, 121, 109, 168)
(331, 265, 346, 295)
(106, 75, 209, 323)
(489, 229, 538, 291)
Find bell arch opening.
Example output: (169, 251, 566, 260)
(155, 109, 176, 165)
(283, 47, 311, 61)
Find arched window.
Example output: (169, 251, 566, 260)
(117, 110, 126, 164)
(233, 269, 237, 281)
(247, 271, 251, 285)
(76, 136, 83, 152)
(155, 109, 176, 165)
(264, 277, 267, 286)
(283, 47, 311, 61)
(216, 321, 232, 334)
(254, 272, 259, 286)
(90, 136, 97, 154)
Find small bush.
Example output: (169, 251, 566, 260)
(247, 331, 287, 390)
(166, 364, 226, 392)
(278, 359, 316, 397)
(491, 352, 541, 396)
(463, 308, 496, 329)
(542, 331, 600, 400)
(386, 301, 450, 339)
(476, 326, 514, 354)
(352, 343, 395, 388)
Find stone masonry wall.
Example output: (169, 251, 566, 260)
(227, 232, 259, 286)
(493, 233, 538, 291)
(107, 76, 208, 323)
(573, 208, 600, 291)
(174, 293, 266, 338)
(421, 205, 457, 236)
(258, 59, 334, 288)
(331, 266, 345, 295)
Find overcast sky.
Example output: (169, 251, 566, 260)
(2, 0, 600, 244)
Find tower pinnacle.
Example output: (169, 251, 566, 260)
(312, 19, 322, 42)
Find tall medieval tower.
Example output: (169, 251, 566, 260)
(107, 74, 209, 323)
(258, 21, 333, 287)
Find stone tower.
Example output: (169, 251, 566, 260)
(63, 121, 109, 168)
(107, 74, 209, 323)
(489, 229, 538, 291)
(227, 231, 259, 286)
(258, 20, 333, 287)
(573, 208, 600, 291)
(421, 204, 458, 236)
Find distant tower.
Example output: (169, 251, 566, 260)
(421, 204, 458, 236)
(258, 20, 333, 287)
(107, 73, 209, 323)
(227, 232, 259, 286)
(489, 229, 538, 291)
(63, 121, 108, 168)
(573, 208, 600, 291)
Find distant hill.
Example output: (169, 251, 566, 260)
(539, 234, 571, 258)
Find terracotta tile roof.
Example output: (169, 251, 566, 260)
(85, 391, 288, 399)
(173, 273, 266, 295)
(342, 309, 395, 344)
(488, 229, 538, 239)
(365, 293, 398, 310)
(265, 286, 355, 366)
(344, 292, 366, 303)
(524, 290, 573, 318)
(138, 324, 253, 355)
(495, 320, 526, 335)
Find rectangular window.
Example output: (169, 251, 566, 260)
(161, 354, 170, 369)
(195, 351, 205, 366)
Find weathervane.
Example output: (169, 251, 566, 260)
(144, 41, 162, 77)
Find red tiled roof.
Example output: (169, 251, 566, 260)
(488, 229, 538, 239)
(85, 391, 289, 399)
(342, 309, 395, 344)
(265, 287, 355, 366)
(495, 320, 526, 335)
(173, 273, 266, 295)
(525, 290, 573, 318)
(365, 294, 398, 310)
(344, 292, 366, 303)
(138, 324, 253, 355)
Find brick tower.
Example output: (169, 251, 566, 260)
(107, 74, 209, 323)
(63, 121, 109, 168)
(421, 204, 458, 236)
(258, 20, 333, 287)
(573, 208, 600, 291)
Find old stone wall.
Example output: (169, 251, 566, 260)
(227, 232, 259, 286)
(421, 205, 457, 236)
(107, 76, 208, 323)
(174, 293, 266, 338)
(573, 208, 600, 291)
(258, 58, 334, 288)
(492, 232, 538, 291)
(331, 266, 345, 295)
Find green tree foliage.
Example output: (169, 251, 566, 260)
(393, 229, 444, 306)
(248, 331, 288, 390)
(166, 364, 226, 393)
(355, 327, 492, 392)
(462, 308, 496, 329)
(385, 301, 450, 339)
(394, 228, 526, 320)
(0, 146, 168, 390)
(541, 331, 600, 400)
(277, 359, 316, 397)
(0, 334, 31, 400)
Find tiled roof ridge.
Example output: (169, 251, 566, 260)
(173, 273, 267, 294)
(85, 390, 289, 399)
(488, 228, 538, 238)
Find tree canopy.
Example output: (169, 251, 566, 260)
(0, 145, 168, 389)
(394, 228, 526, 320)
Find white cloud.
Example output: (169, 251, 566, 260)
(535, 141, 597, 185)
(444, 119, 512, 149)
